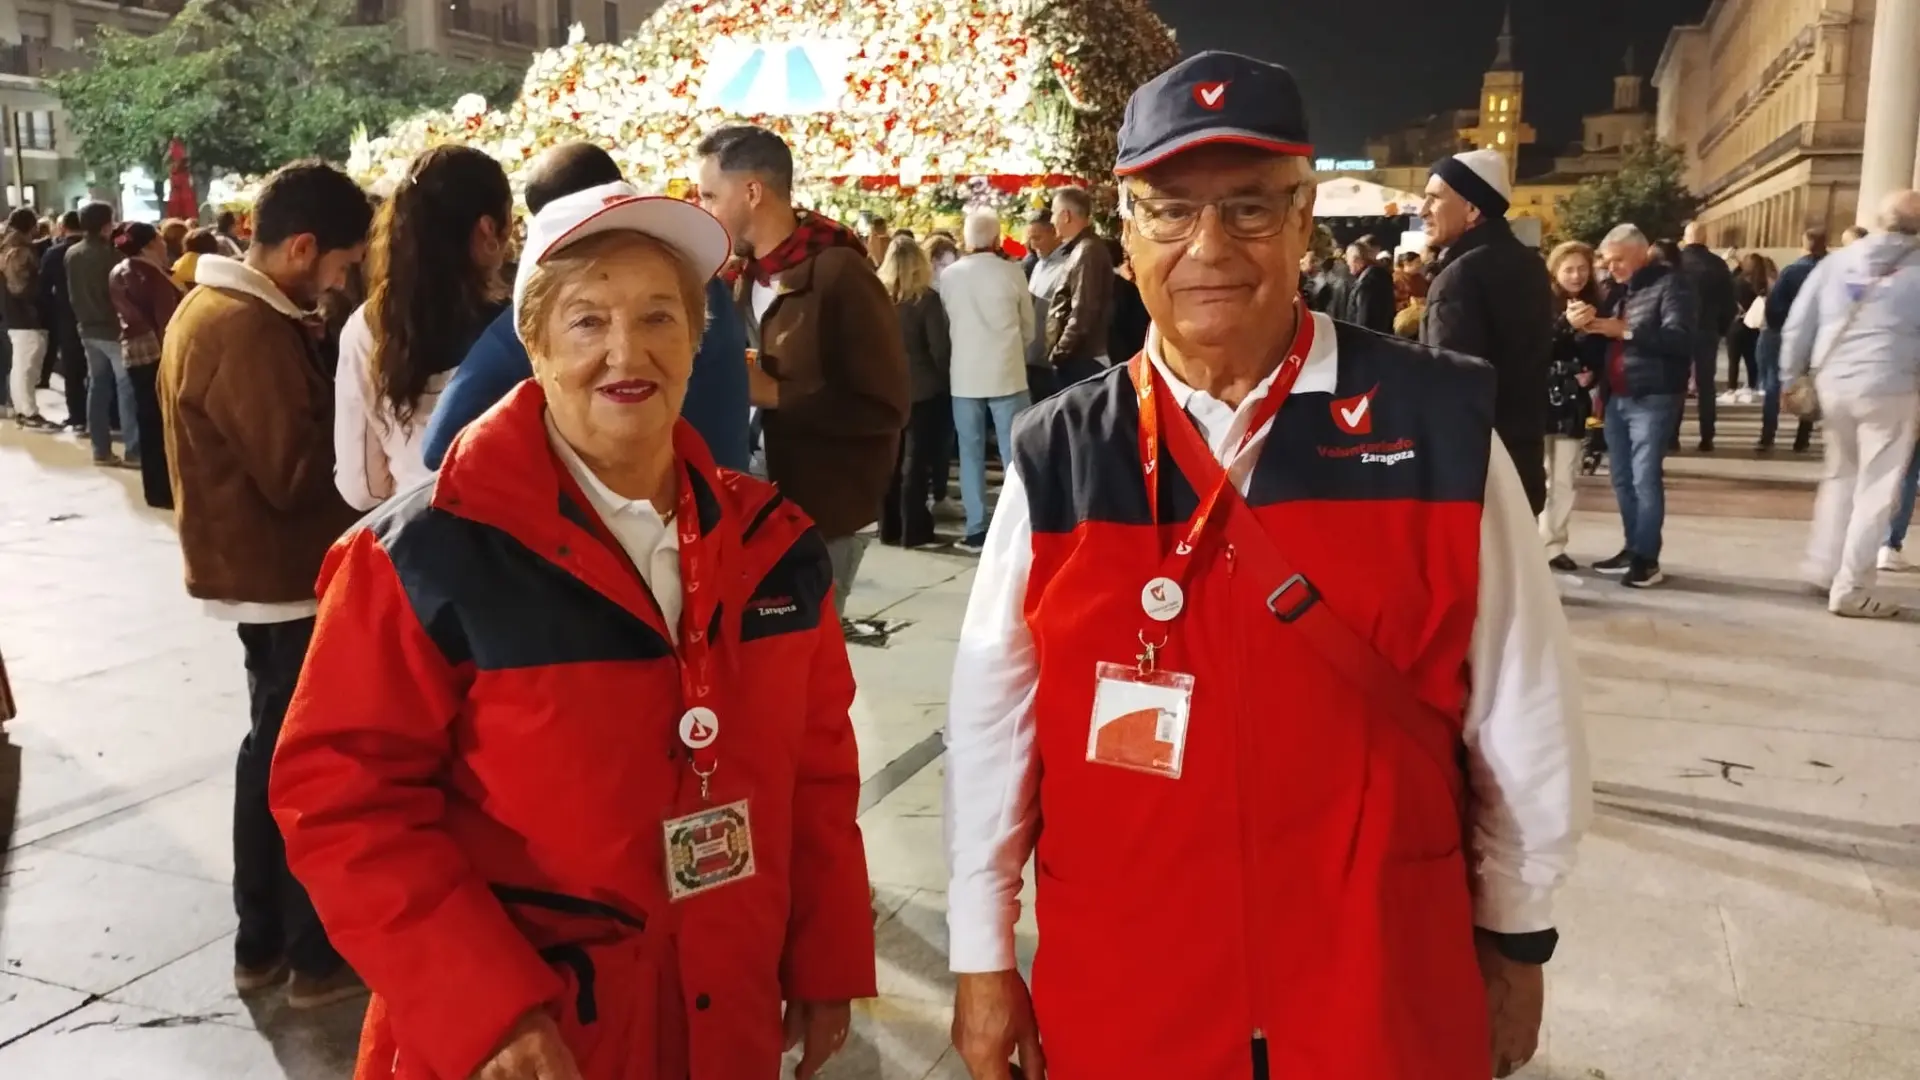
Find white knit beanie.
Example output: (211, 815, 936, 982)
(1430, 148, 1512, 219)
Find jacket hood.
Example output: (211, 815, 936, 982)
(1854, 232, 1920, 275)
(192, 255, 306, 318)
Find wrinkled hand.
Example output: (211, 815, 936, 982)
(783, 999, 851, 1079)
(1475, 932, 1544, 1078)
(952, 970, 1044, 1080)
(1565, 301, 1595, 331)
(472, 1010, 582, 1080)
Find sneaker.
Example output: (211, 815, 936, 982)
(116, 457, 142, 470)
(286, 966, 367, 1010)
(233, 957, 287, 994)
(1548, 554, 1579, 572)
(16, 414, 57, 432)
(1879, 546, 1911, 573)
(1592, 550, 1635, 575)
(954, 533, 987, 554)
(1623, 559, 1665, 588)
(92, 453, 125, 468)
(1830, 594, 1901, 620)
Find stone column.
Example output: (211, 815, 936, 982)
(1859, 0, 1920, 225)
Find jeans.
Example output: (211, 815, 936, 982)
(84, 337, 137, 462)
(824, 534, 868, 619)
(235, 618, 342, 976)
(953, 391, 1030, 538)
(1755, 329, 1815, 450)
(1605, 393, 1681, 562)
(1889, 440, 1920, 551)
(0, 327, 11, 409)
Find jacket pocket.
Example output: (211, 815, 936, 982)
(540, 937, 661, 1080)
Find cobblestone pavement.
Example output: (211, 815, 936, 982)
(2, 398, 1917, 1079)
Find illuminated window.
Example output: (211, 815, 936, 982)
(1497, 131, 1508, 146)
(1488, 95, 1496, 112)
(1500, 97, 1510, 112)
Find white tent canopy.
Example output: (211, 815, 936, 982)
(1314, 177, 1423, 218)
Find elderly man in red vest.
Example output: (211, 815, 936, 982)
(943, 52, 1590, 1080)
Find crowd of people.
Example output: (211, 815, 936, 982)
(2, 33, 1915, 1080)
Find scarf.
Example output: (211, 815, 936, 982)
(724, 209, 867, 286)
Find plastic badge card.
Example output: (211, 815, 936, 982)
(1086, 662, 1195, 779)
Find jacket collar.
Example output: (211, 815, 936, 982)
(1626, 261, 1670, 291)
(1435, 215, 1513, 271)
(192, 255, 307, 318)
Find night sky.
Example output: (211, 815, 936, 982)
(1146, 0, 1714, 157)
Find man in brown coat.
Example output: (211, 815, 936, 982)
(158, 159, 373, 1009)
(696, 125, 909, 618)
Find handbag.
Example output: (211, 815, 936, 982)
(1784, 249, 1920, 421)
(1742, 295, 1766, 331)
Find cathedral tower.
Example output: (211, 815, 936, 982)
(1460, 4, 1535, 183)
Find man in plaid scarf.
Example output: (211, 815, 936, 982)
(698, 125, 909, 620)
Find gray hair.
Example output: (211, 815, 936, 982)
(1051, 186, 1093, 221)
(1600, 224, 1649, 249)
(962, 209, 1002, 252)
(1877, 190, 1920, 236)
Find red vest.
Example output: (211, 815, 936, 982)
(1015, 323, 1495, 1079)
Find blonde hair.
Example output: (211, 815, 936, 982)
(878, 233, 934, 303)
(1546, 240, 1599, 304)
(516, 230, 709, 352)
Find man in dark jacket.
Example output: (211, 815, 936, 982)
(421, 142, 750, 472)
(1757, 227, 1828, 452)
(1420, 148, 1555, 514)
(1571, 224, 1697, 588)
(697, 124, 908, 618)
(1678, 222, 1736, 450)
(1044, 186, 1115, 387)
(41, 211, 84, 430)
(1341, 240, 1396, 333)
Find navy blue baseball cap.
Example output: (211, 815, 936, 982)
(1115, 52, 1313, 176)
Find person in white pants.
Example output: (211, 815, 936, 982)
(1781, 190, 1920, 618)
(1541, 241, 1605, 570)
(1, 208, 51, 430)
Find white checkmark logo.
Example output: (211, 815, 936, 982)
(1340, 397, 1371, 428)
(1200, 85, 1225, 107)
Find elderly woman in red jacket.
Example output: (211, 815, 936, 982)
(271, 183, 876, 1080)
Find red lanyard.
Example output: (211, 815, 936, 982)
(1132, 303, 1315, 593)
(657, 425, 731, 801)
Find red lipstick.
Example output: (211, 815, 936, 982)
(596, 379, 659, 405)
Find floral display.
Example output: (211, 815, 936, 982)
(349, 0, 1178, 226)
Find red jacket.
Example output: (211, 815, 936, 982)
(272, 381, 876, 1080)
(1013, 324, 1494, 1078)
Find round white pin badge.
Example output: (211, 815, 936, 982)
(1141, 576, 1185, 622)
(679, 706, 719, 750)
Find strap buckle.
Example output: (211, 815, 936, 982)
(1266, 574, 1318, 624)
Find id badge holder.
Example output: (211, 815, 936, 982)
(1087, 661, 1195, 779)
(663, 799, 758, 901)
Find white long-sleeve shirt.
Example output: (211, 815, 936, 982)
(942, 313, 1592, 973)
(333, 305, 452, 511)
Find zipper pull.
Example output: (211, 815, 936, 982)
(1225, 543, 1237, 577)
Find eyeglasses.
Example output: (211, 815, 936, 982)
(1122, 186, 1308, 243)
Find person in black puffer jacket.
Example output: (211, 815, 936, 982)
(1542, 241, 1605, 571)
(1571, 224, 1697, 588)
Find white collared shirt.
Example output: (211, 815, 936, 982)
(546, 415, 683, 642)
(942, 311, 1591, 972)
